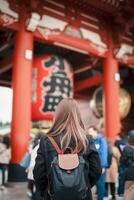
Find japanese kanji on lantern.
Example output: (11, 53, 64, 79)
(32, 55, 73, 120)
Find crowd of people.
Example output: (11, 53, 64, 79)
(87, 127, 134, 200)
(25, 99, 134, 200)
(0, 99, 134, 200)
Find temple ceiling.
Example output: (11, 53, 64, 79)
(0, 0, 134, 94)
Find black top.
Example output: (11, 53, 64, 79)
(120, 144, 134, 181)
(33, 135, 102, 200)
(115, 138, 127, 155)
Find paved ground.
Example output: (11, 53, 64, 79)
(0, 182, 124, 200)
(0, 182, 29, 200)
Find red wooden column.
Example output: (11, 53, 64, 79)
(103, 48, 120, 141)
(11, 12, 33, 163)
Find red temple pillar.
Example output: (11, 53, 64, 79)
(11, 17, 33, 163)
(103, 48, 120, 141)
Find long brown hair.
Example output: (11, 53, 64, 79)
(47, 99, 88, 152)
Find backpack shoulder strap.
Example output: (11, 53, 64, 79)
(47, 135, 63, 154)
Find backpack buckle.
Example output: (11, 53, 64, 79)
(67, 170, 71, 174)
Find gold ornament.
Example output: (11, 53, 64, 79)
(90, 87, 131, 119)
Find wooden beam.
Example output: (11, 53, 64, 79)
(74, 58, 99, 72)
(0, 22, 19, 31)
(0, 56, 12, 74)
(7, 22, 19, 31)
(40, 0, 107, 20)
(74, 93, 89, 99)
(74, 60, 92, 71)
(0, 80, 11, 87)
(34, 31, 107, 58)
(0, 16, 19, 30)
(126, 56, 134, 66)
(74, 74, 103, 92)
(82, 0, 117, 14)
(119, 55, 134, 66)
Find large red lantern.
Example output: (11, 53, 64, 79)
(32, 55, 73, 120)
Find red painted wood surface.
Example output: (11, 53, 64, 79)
(75, 75, 103, 92)
(103, 48, 120, 141)
(11, 5, 33, 163)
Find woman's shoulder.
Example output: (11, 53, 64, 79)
(40, 134, 96, 153)
(40, 135, 57, 153)
(37, 135, 48, 150)
(40, 134, 51, 143)
(40, 134, 48, 140)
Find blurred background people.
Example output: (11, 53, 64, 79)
(88, 125, 108, 200)
(115, 132, 127, 197)
(27, 132, 44, 200)
(105, 141, 121, 200)
(120, 130, 134, 200)
(0, 135, 11, 190)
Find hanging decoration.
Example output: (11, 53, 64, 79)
(32, 55, 73, 120)
(89, 87, 131, 119)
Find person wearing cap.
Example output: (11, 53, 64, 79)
(120, 130, 134, 200)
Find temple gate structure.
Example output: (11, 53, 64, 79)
(0, 0, 134, 171)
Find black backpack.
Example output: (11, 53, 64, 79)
(124, 145, 134, 181)
(46, 136, 89, 200)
